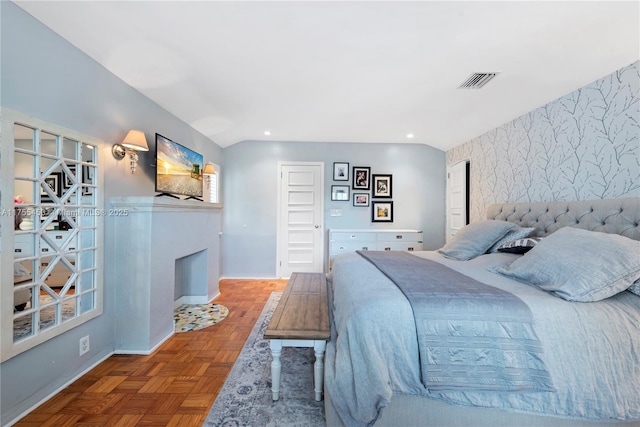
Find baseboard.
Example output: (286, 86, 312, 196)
(218, 276, 281, 280)
(174, 295, 208, 308)
(114, 329, 174, 355)
(6, 351, 114, 427)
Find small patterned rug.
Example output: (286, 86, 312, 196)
(204, 292, 325, 426)
(174, 303, 229, 333)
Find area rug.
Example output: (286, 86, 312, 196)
(203, 292, 325, 427)
(174, 303, 229, 333)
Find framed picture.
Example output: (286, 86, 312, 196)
(331, 185, 350, 201)
(82, 165, 94, 195)
(64, 165, 76, 190)
(353, 193, 369, 207)
(41, 172, 61, 200)
(372, 201, 393, 222)
(372, 174, 392, 198)
(352, 166, 370, 190)
(333, 162, 349, 181)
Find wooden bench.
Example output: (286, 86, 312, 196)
(264, 272, 330, 401)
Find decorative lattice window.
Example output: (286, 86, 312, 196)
(1, 110, 103, 361)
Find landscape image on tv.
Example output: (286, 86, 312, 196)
(155, 134, 204, 198)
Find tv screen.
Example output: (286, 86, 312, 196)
(155, 133, 204, 198)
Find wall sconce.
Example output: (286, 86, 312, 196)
(203, 163, 216, 189)
(112, 130, 149, 173)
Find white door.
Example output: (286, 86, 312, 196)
(276, 162, 324, 277)
(447, 161, 468, 241)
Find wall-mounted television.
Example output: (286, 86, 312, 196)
(155, 133, 204, 199)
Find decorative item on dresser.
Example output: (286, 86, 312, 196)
(328, 229, 423, 272)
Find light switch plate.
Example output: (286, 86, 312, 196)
(330, 209, 342, 217)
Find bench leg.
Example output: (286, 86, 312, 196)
(270, 340, 282, 401)
(314, 341, 326, 401)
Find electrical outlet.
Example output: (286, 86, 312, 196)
(79, 335, 90, 356)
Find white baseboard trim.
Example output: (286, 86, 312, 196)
(6, 351, 114, 427)
(114, 329, 174, 355)
(174, 295, 208, 309)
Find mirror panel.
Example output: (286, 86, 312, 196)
(40, 131, 58, 156)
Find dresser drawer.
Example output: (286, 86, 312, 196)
(330, 231, 377, 243)
(376, 231, 423, 242)
(330, 241, 375, 254)
(14, 234, 35, 257)
(376, 241, 423, 252)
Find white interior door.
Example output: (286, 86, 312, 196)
(277, 162, 324, 277)
(447, 161, 468, 242)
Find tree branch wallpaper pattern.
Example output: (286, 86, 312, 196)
(447, 61, 639, 222)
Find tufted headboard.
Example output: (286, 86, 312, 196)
(486, 198, 640, 241)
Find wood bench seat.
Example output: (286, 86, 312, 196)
(264, 272, 330, 401)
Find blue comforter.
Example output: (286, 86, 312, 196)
(325, 251, 640, 426)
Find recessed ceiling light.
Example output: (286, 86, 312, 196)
(406, 133, 414, 139)
(264, 130, 271, 136)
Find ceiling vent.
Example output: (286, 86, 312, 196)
(458, 72, 499, 89)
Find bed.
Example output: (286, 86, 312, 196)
(324, 198, 640, 427)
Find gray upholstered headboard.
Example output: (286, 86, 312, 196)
(486, 198, 640, 241)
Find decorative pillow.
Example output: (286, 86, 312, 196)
(488, 227, 536, 253)
(438, 220, 518, 261)
(497, 237, 543, 254)
(493, 227, 640, 302)
(629, 279, 640, 297)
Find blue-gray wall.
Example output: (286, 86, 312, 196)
(1, 3, 222, 424)
(222, 140, 446, 277)
(448, 61, 640, 221)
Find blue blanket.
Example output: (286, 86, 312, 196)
(357, 251, 553, 393)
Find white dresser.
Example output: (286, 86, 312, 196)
(328, 229, 423, 271)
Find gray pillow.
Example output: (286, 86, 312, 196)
(494, 227, 640, 302)
(438, 220, 518, 260)
(629, 279, 640, 297)
(488, 227, 536, 253)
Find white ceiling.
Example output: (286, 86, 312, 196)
(14, 1, 640, 151)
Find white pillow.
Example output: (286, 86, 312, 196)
(494, 227, 640, 302)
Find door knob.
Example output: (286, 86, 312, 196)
(314, 225, 320, 228)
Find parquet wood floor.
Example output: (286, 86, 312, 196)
(15, 279, 288, 427)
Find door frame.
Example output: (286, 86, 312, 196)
(275, 161, 325, 278)
(446, 159, 470, 242)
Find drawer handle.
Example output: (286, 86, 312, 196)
(408, 247, 414, 251)
(396, 235, 403, 239)
(339, 246, 345, 250)
(42, 248, 49, 252)
(350, 235, 356, 239)
(69, 247, 76, 251)
(362, 247, 368, 251)
(15, 248, 22, 253)
(55, 235, 63, 239)
(384, 247, 391, 251)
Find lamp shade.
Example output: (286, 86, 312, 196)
(203, 163, 216, 174)
(121, 130, 149, 151)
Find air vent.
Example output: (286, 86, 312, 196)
(458, 72, 499, 89)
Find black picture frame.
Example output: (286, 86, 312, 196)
(372, 201, 393, 222)
(372, 174, 392, 198)
(331, 185, 350, 201)
(63, 165, 76, 190)
(353, 193, 369, 207)
(41, 172, 61, 201)
(333, 162, 349, 181)
(352, 166, 370, 190)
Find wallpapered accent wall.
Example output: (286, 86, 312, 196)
(447, 61, 639, 222)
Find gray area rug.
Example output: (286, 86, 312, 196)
(204, 292, 325, 427)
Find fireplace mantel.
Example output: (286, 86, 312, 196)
(108, 196, 222, 354)
(110, 196, 223, 212)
